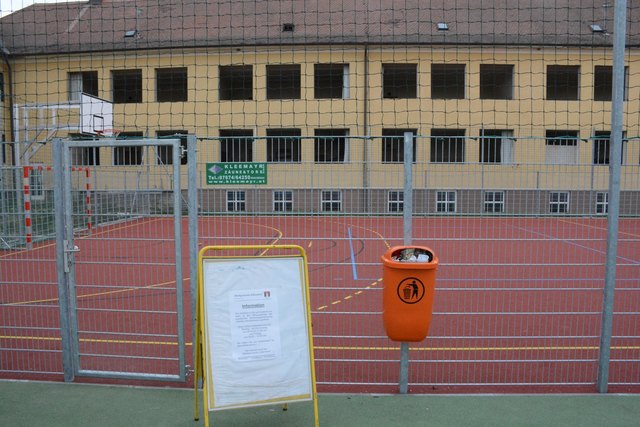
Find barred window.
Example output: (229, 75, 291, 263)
(315, 129, 348, 163)
(382, 129, 417, 163)
(220, 129, 253, 162)
(431, 129, 465, 163)
(266, 128, 301, 163)
(156, 130, 188, 165)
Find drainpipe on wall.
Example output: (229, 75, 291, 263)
(363, 43, 370, 213)
(1, 45, 14, 165)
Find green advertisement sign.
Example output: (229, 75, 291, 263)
(206, 163, 267, 185)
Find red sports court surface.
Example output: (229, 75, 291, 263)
(1, 216, 639, 393)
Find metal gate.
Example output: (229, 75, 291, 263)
(53, 137, 186, 382)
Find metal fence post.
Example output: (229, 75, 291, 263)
(597, 0, 627, 394)
(52, 138, 74, 381)
(399, 131, 414, 394)
(187, 135, 199, 372)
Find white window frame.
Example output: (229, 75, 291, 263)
(549, 191, 570, 214)
(321, 190, 342, 212)
(227, 190, 246, 212)
(436, 191, 456, 213)
(388, 190, 404, 213)
(68, 72, 83, 102)
(29, 166, 45, 201)
(545, 131, 579, 165)
(273, 190, 293, 212)
(483, 191, 504, 213)
(595, 192, 608, 215)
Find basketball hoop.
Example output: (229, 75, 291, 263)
(95, 129, 122, 138)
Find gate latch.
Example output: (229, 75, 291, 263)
(63, 240, 80, 273)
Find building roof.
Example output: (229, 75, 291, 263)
(1, 0, 638, 56)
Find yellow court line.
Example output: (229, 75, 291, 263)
(316, 278, 381, 311)
(3, 335, 639, 353)
(0, 217, 166, 259)
(2, 278, 187, 307)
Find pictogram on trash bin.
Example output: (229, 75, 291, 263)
(381, 246, 438, 342)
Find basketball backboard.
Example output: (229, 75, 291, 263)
(80, 93, 114, 136)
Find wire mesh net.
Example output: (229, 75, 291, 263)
(0, 0, 639, 392)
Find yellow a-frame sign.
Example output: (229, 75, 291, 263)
(194, 245, 319, 426)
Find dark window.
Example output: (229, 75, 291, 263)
(266, 65, 300, 99)
(547, 65, 580, 100)
(156, 130, 188, 165)
(314, 129, 348, 163)
(594, 66, 613, 101)
(382, 129, 417, 163)
(69, 71, 98, 102)
(480, 65, 513, 99)
(594, 66, 628, 101)
(480, 130, 514, 163)
(431, 64, 465, 99)
(593, 131, 625, 165)
(431, 129, 465, 163)
(220, 129, 253, 162)
(383, 64, 417, 98)
(314, 64, 347, 99)
(112, 70, 142, 103)
(266, 128, 301, 162)
(0, 73, 4, 102)
(219, 65, 253, 100)
(114, 132, 144, 165)
(156, 68, 187, 102)
(593, 131, 610, 165)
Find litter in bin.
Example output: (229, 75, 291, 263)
(391, 248, 432, 262)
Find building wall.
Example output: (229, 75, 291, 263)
(6, 44, 640, 213)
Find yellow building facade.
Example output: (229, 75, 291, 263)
(1, 1, 639, 215)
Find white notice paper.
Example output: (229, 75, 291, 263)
(202, 257, 313, 410)
(230, 290, 281, 362)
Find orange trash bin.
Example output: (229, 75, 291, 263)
(381, 246, 438, 342)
